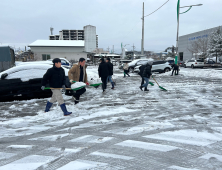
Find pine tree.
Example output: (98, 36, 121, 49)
(207, 27, 222, 63)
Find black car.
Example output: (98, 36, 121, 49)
(0, 64, 70, 102)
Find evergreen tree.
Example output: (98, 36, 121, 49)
(207, 27, 222, 63)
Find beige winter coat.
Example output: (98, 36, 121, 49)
(68, 63, 88, 83)
(123, 63, 129, 70)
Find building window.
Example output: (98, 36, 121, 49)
(42, 54, 50, 60)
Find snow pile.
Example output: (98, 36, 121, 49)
(88, 78, 102, 84)
(71, 82, 86, 89)
(0, 64, 69, 82)
(158, 67, 222, 79)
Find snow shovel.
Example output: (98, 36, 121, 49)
(149, 82, 154, 86)
(152, 76, 167, 91)
(90, 83, 102, 87)
(73, 80, 101, 88)
(44, 87, 85, 91)
(71, 81, 87, 90)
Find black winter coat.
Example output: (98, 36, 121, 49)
(107, 61, 113, 75)
(42, 66, 66, 88)
(171, 64, 179, 70)
(139, 65, 146, 77)
(98, 61, 109, 78)
(142, 65, 152, 78)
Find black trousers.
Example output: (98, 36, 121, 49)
(124, 70, 130, 77)
(101, 76, 108, 90)
(140, 77, 144, 86)
(73, 87, 86, 101)
(172, 69, 178, 75)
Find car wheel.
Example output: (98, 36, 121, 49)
(191, 64, 194, 69)
(184, 65, 186, 68)
(129, 68, 134, 73)
(164, 68, 170, 72)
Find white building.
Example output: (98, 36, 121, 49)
(28, 40, 87, 61)
(84, 25, 97, 52)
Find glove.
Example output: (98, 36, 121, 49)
(70, 79, 74, 84)
(62, 85, 66, 91)
(86, 82, 90, 86)
(41, 86, 45, 90)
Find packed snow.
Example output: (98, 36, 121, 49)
(1, 66, 222, 169)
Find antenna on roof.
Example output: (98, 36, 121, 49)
(50, 27, 54, 35)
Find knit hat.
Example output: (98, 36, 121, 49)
(52, 58, 61, 64)
(106, 57, 110, 61)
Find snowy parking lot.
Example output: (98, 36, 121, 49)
(1, 66, 222, 170)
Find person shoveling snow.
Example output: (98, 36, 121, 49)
(41, 58, 72, 116)
(68, 58, 89, 104)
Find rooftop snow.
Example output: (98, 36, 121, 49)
(28, 40, 84, 47)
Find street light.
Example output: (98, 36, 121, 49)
(175, 1, 202, 65)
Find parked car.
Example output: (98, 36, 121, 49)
(178, 60, 185, 67)
(16, 58, 71, 69)
(134, 60, 171, 73)
(118, 59, 132, 69)
(127, 59, 151, 73)
(205, 59, 215, 64)
(184, 59, 204, 68)
(48, 58, 71, 69)
(167, 60, 175, 65)
(0, 64, 70, 102)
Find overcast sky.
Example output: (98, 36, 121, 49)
(0, 0, 222, 53)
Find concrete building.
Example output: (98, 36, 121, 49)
(49, 35, 60, 40)
(178, 26, 222, 61)
(48, 25, 98, 53)
(59, 30, 84, 40)
(28, 40, 87, 61)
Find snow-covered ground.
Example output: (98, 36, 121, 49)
(0, 66, 222, 169)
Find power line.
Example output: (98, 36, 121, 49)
(144, 0, 170, 18)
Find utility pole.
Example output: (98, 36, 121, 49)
(141, 2, 144, 55)
(132, 44, 136, 60)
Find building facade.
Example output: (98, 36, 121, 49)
(28, 40, 87, 61)
(48, 25, 98, 53)
(178, 26, 222, 61)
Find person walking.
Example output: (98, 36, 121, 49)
(68, 58, 89, 104)
(139, 64, 146, 87)
(41, 58, 72, 116)
(140, 62, 152, 91)
(123, 62, 130, 77)
(106, 57, 115, 89)
(171, 63, 179, 76)
(98, 58, 109, 92)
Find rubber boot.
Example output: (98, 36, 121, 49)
(111, 82, 115, 89)
(45, 101, 53, 112)
(60, 103, 72, 116)
(144, 87, 149, 91)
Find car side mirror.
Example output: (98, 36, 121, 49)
(1, 73, 8, 80)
